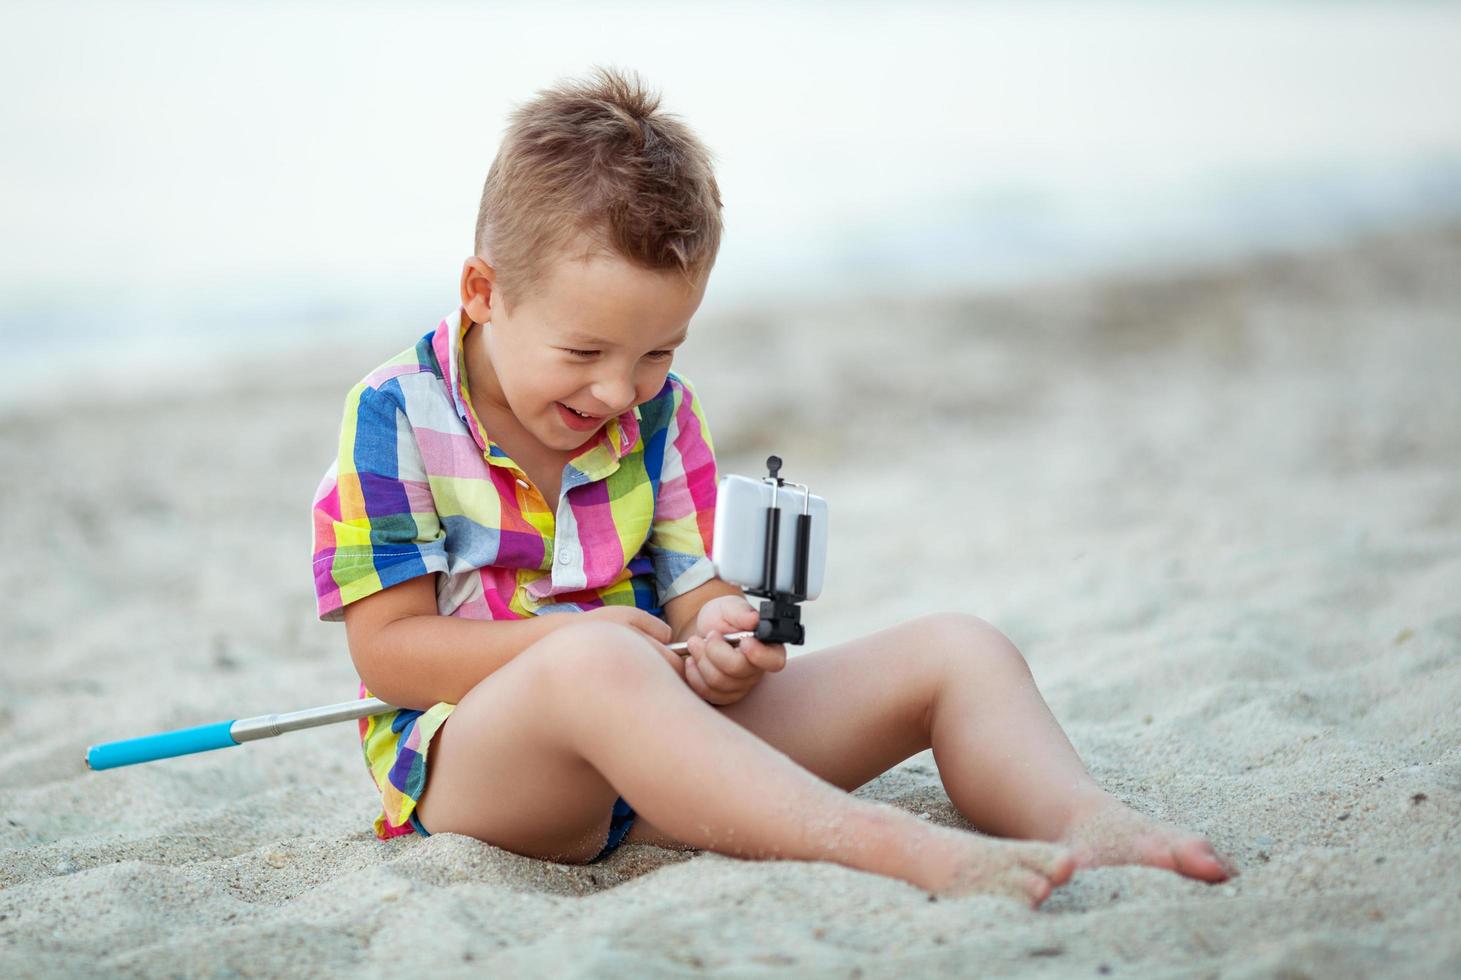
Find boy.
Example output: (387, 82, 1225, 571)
(311, 66, 1234, 908)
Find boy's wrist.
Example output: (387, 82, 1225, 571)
(670, 618, 700, 645)
(663, 577, 750, 644)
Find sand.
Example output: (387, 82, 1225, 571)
(2, 223, 1459, 978)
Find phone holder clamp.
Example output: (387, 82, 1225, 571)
(749, 455, 813, 646)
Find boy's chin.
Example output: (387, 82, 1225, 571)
(544, 417, 603, 451)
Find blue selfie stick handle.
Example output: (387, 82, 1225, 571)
(86, 720, 239, 770)
(83, 697, 399, 771)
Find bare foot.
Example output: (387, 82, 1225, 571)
(1057, 796, 1236, 883)
(916, 825, 1077, 908)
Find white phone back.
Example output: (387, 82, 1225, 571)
(711, 474, 829, 600)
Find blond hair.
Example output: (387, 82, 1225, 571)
(474, 65, 724, 311)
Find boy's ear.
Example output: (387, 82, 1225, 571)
(460, 256, 497, 323)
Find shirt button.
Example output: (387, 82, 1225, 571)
(557, 548, 572, 564)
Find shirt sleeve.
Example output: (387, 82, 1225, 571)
(311, 380, 449, 622)
(647, 374, 720, 604)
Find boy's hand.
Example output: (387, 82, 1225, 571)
(578, 605, 683, 676)
(684, 595, 787, 706)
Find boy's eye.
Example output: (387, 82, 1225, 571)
(563, 348, 674, 361)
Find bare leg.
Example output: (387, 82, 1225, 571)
(634, 613, 1233, 883)
(415, 621, 1074, 905)
(923, 615, 1115, 839)
(921, 615, 1235, 881)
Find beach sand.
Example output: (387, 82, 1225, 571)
(2, 223, 1459, 977)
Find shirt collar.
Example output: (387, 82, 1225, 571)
(434, 306, 642, 473)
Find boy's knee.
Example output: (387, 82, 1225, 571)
(908, 612, 1030, 678)
(528, 620, 673, 693)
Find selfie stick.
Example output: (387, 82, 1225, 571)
(86, 462, 810, 772)
(83, 635, 751, 770)
(751, 455, 814, 646)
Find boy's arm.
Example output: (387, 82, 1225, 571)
(663, 576, 748, 644)
(343, 575, 565, 710)
(343, 576, 678, 709)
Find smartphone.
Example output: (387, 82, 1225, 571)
(711, 474, 829, 599)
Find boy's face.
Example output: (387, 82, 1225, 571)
(460, 237, 707, 456)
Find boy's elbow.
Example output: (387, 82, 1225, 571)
(346, 627, 442, 711)
(346, 637, 399, 707)
(341, 576, 443, 709)
(341, 620, 416, 712)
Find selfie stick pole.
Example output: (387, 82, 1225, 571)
(83, 635, 751, 770)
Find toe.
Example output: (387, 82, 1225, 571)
(1018, 870, 1053, 908)
(1048, 850, 1077, 885)
(1019, 842, 1079, 883)
(1023, 846, 1077, 885)
(1065, 841, 1100, 871)
(1172, 837, 1233, 882)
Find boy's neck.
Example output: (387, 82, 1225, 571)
(461, 321, 506, 413)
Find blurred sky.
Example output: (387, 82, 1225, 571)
(2, 0, 1460, 392)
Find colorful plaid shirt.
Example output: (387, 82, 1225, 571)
(310, 307, 719, 839)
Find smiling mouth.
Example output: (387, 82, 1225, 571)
(557, 402, 611, 424)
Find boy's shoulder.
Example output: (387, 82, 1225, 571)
(339, 318, 462, 432)
(349, 326, 444, 400)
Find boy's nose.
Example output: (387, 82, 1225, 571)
(590, 376, 635, 414)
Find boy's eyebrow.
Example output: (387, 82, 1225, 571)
(560, 329, 689, 348)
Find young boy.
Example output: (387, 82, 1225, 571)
(311, 67, 1235, 908)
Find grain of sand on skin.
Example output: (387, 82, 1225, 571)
(924, 829, 1078, 908)
(759, 795, 1075, 907)
(1056, 797, 1237, 882)
(3, 223, 1461, 976)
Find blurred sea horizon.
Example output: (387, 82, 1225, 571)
(3, 0, 1460, 405)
